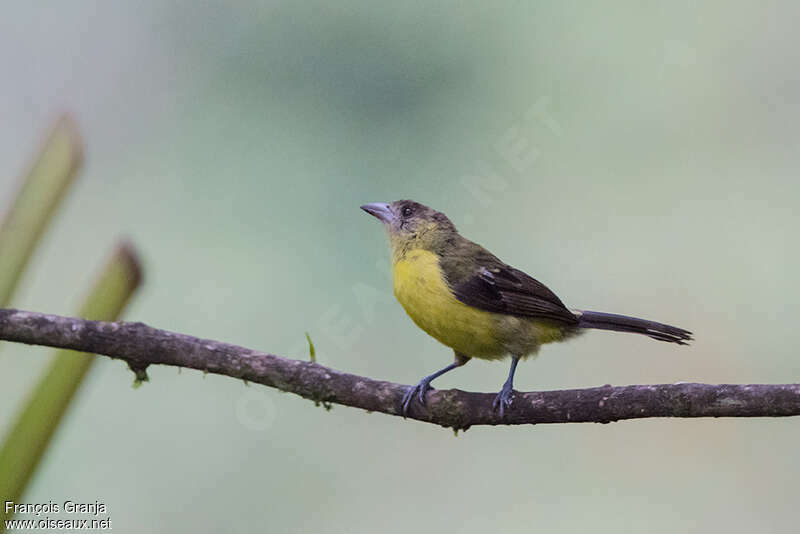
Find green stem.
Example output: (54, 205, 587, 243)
(0, 115, 83, 306)
(0, 244, 142, 528)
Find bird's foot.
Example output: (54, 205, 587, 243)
(492, 383, 515, 417)
(401, 378, 433, 416)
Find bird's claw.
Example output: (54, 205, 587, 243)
(401, 379, 433, 416)
(492, 384, 515, 417)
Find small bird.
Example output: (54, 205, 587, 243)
(361, 200, 692, 416)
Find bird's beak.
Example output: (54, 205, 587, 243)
(360, 202, 394, 224)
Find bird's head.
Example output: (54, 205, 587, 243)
(361, 200, 457, 256)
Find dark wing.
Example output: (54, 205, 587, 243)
(441, 245, 579, 325)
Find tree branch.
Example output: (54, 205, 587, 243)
(1, 308, 798, 430)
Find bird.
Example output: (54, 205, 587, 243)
(361, 200, 692, 416)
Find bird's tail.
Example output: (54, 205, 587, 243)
(573, 310, 692, 345)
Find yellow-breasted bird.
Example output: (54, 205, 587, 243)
(361, 200, 692, 416)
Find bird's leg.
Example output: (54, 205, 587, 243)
(493, 355, 520, 417)
(401, 352, 470, 416)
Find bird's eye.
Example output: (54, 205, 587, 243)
(402, 207, 413, 217)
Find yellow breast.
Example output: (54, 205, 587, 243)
(392, 249, 509, 359)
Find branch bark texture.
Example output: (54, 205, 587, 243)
(1, 309, 798, 430)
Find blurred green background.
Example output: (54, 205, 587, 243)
(2, 1, 799, 532)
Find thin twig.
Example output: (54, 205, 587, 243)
(1, 309, 798, 430)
